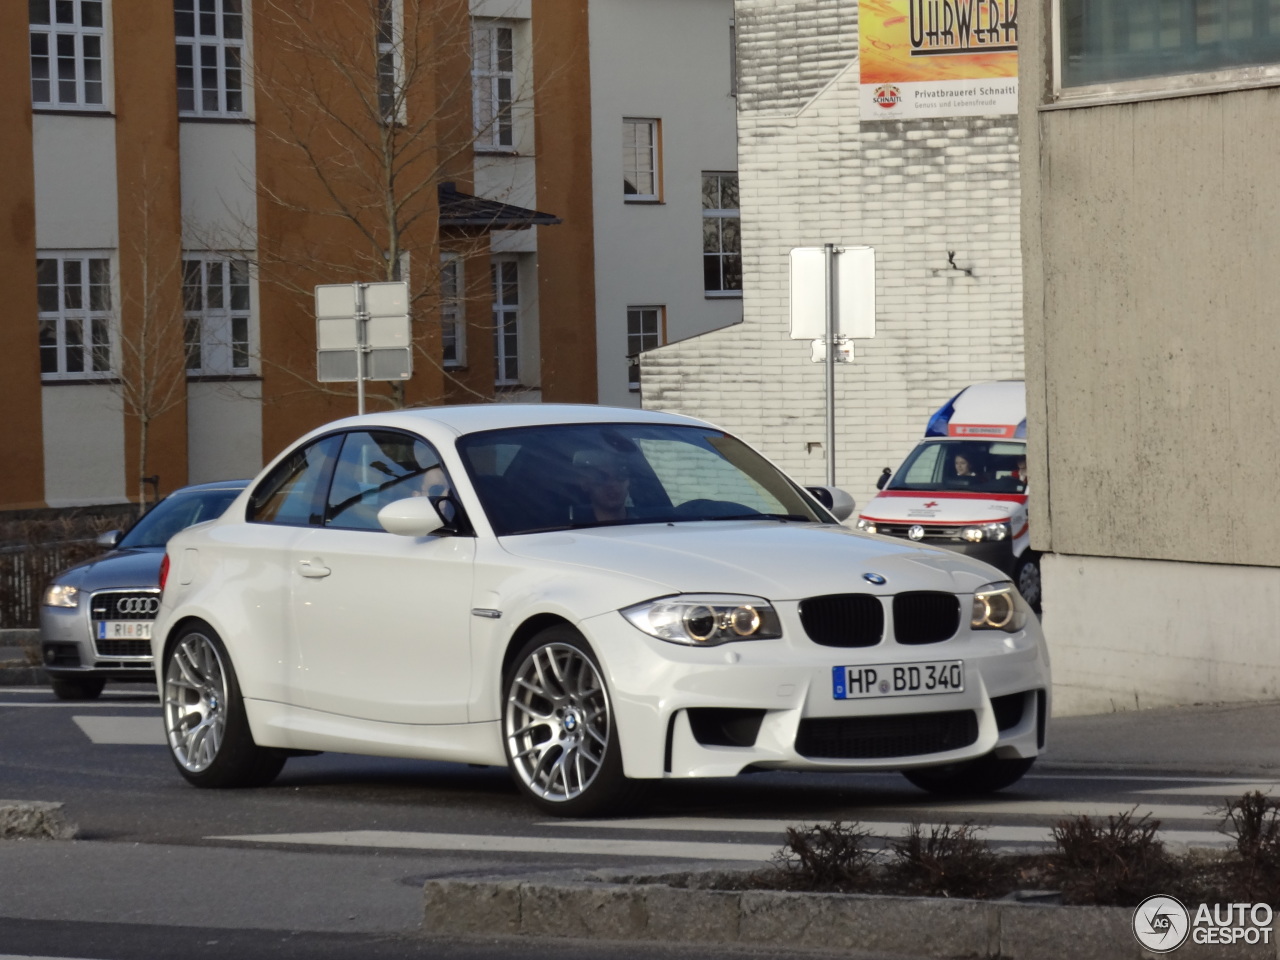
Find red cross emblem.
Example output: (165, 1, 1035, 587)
(923, 501, 938, 508)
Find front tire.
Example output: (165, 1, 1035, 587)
(502, 626, 636, 817)
(902, 753, 1035, 796)
(162, 621, 285, 788)
(50, 677, 106, 701)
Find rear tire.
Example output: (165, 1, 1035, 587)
(502, 625, 641, 817)
(162, 621, 285, 788)
(50, 677, 106, 701)
(902, 753, 1035, 796)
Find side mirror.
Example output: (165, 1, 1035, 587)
(805, 486, 856, 522)
(377, 497, 446, 538)
(875, 468, 892, 491)
(96, 530, 122, 549)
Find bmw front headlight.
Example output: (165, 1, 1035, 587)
(622, 594, 782, 646)
(962, 522, 1010, 543)
(43, 583, 80, 608)
(970, 581, 1028, 633)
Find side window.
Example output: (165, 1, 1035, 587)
(326, 431, 448, 531)
(248, 435, 343, 526)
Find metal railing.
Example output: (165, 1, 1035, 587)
(0, 540, 102, 629)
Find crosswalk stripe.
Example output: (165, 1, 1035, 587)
(72, 716, 165, 745)
(1137, 782, 1280, 797)
(210, 825, 1234, 858)
(208, 830, 783, 862)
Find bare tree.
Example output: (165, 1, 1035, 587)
(226, 0, 545, 411)
(112, 179, 189, 515)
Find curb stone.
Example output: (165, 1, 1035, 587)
(0, 801, 78, 840)
(422, 872, 1279, 959)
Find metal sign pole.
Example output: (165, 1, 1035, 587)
(354, 282, 367, 415)
(824, 243, 836, 486)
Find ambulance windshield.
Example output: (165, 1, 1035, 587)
(886, 440, 1027, 494)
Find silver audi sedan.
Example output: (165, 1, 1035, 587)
(39, 479, 247, 700)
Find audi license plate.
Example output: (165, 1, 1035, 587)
(833, 660, 963, 700)
(96, 621, 153, 640)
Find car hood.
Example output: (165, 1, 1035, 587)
(498, 521, 1007, 601)
(48, 547, 164, 592)
(859, 491, 1023, 524)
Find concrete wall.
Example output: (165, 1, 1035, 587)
(1020, 1, 1280, 712)
(180, 123, 257, 245)
(641, 0, 1024, 505)
(33, 115, 118, 248)
(186, 381, 263, 484)
(590, 0, 740, 407)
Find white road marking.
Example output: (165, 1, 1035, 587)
(210, 825, 1233, 856)
(0, 700, 157, 709)
(72, 716, 165, 745)
(1137, 782, 1280, 797)
(208, 830, 782, 862)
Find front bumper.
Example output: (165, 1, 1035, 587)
(579, 600, 1050, 780)
(39, 592, 157, 684)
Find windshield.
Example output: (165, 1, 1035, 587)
(457, 423, 828, 536)
(117, 487, 243, 549)
(887, 440, 1027, 494)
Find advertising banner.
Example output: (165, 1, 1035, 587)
(859, 0, 1018, 119)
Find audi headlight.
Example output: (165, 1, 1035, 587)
(971, 582, 1028, 633)
(855, 519, 877, 534)
(962, 522, 1010, 543)
(621, 594, 782, 646)
(43, 584, 80, 608)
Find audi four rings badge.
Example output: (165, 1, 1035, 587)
(114, 596, 159, 616)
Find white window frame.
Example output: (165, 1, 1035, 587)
(377, 0, 405, 124)
(623, 118, 661, 201)
(472, 20, 515, 151)
(1050, 0, 1280, 108)
(182, 253, 254, 377)
(492, 257, 519, 386)
(37, 252, 115, 382)
(29, 0, 108, 110)
(174, 0, 247, 118)
(441, 252, 464, 368)
(702, 172, 742, 298)
(626, 306, 665, 392)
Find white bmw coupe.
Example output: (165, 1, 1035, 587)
(153, 404, 1050, 816)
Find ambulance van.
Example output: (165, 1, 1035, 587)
(855, 380, 1039, 612)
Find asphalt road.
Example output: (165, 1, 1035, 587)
(3, 681, 1279, 960)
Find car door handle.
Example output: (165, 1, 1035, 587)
(298, 558, 331, 579)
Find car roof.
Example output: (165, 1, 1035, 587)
(313, 403, 714, 437)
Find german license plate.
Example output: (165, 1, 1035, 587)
(96, 621, 153, 640)
(833, 660, 963, 700)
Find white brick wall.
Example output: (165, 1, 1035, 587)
(640, 0, 1024, 508)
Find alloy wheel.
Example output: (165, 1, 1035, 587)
(504, 642, 611, 803)
(164, 632, 229, 773)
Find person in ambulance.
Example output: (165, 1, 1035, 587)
(856, 381, 1040, 613)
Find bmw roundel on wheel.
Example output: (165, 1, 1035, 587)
(152, 404, 1050, 816)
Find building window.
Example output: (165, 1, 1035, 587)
(29, 0, 107, 108)
(623, 119, 660, 201)
(174, 0, 245, 117)
(473, 22, 514, 149)
(441, 253, 463, 367)
(702, 172, 742, 297)
(492, 258, 519, 385)
(377, 0, 402, 122)
(183, 255, 252, 375)
(37, 254, 113, 380)
(626, 306, 664, 391)
(1058, 0, 1280, 92)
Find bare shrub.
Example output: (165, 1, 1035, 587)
(886, 821, 1012, 899)
(758, 821, 880, 893)
(1050, 809, 1176, 906)
(1220, 791, 1280, 904)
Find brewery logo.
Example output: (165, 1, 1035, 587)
(872, 84, 902, 109)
